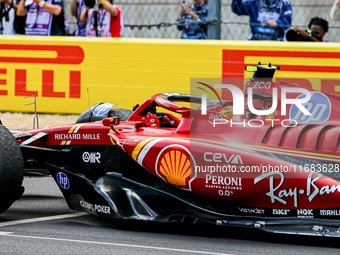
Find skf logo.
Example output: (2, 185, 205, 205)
(0, 44, 84, 98)
(273, 209, 290, 215)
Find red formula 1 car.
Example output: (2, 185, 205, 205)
(2, 63, 340, 237)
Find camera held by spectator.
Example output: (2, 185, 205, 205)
(286, 17, 329, 42)
(85, 0, 96, 8)
(286, 28, 313, 41)
(79, 0, 123, 37)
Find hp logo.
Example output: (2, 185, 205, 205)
(290, 91, 331, 124)
(57, 172, 70, 189)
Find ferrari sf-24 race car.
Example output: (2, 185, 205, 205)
(2, 63, 340, 237)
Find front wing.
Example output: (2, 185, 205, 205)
(48, 164, 340, 238)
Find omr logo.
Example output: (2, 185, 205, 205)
(196, 82, 222, 115)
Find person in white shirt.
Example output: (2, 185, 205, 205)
(79, 0, 123, 37)
(17, 0, 68, 36)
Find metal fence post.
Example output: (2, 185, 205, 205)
(207, 0, 221, 39)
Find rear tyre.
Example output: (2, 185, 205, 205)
(0, 124, 24, 214)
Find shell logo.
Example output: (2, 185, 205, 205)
(156, 145, 196, 190)
(159, 150, 191, 186)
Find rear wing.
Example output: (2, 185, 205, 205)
(245, 62, 280, 81)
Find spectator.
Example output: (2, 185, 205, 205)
(17, 0, 68, 36)
(177, 0, 208, 39)
(288, 17, 329, 42)
(330, 0, 340, 21)
(231, 0, 292, 41)
(79, 0, 123, 37)
(70, 0, 86, 36)
(0, 0, 25, 34)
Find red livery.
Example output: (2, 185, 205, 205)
(1, 63, 340, 237)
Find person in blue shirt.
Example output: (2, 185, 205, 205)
(177, 0, 208, 39)
(231, 0, 292, 41)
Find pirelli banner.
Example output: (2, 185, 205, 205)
(0, 36, 340, 114)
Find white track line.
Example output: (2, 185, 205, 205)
(0, 233, 234, 255)
(0, 213, 234, 254)
(0, 212, 87, 227)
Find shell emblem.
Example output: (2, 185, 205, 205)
(157, 147, 193, 189)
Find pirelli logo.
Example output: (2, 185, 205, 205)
(0, 44, 84, 98)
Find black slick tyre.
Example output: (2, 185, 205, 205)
(0, 124, 24, 214)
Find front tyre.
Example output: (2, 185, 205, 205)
(0, 124, 24, 214)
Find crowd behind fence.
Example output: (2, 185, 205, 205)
(59, 0, 340, 42)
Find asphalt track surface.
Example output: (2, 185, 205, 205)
(0, 177, 339, 255)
